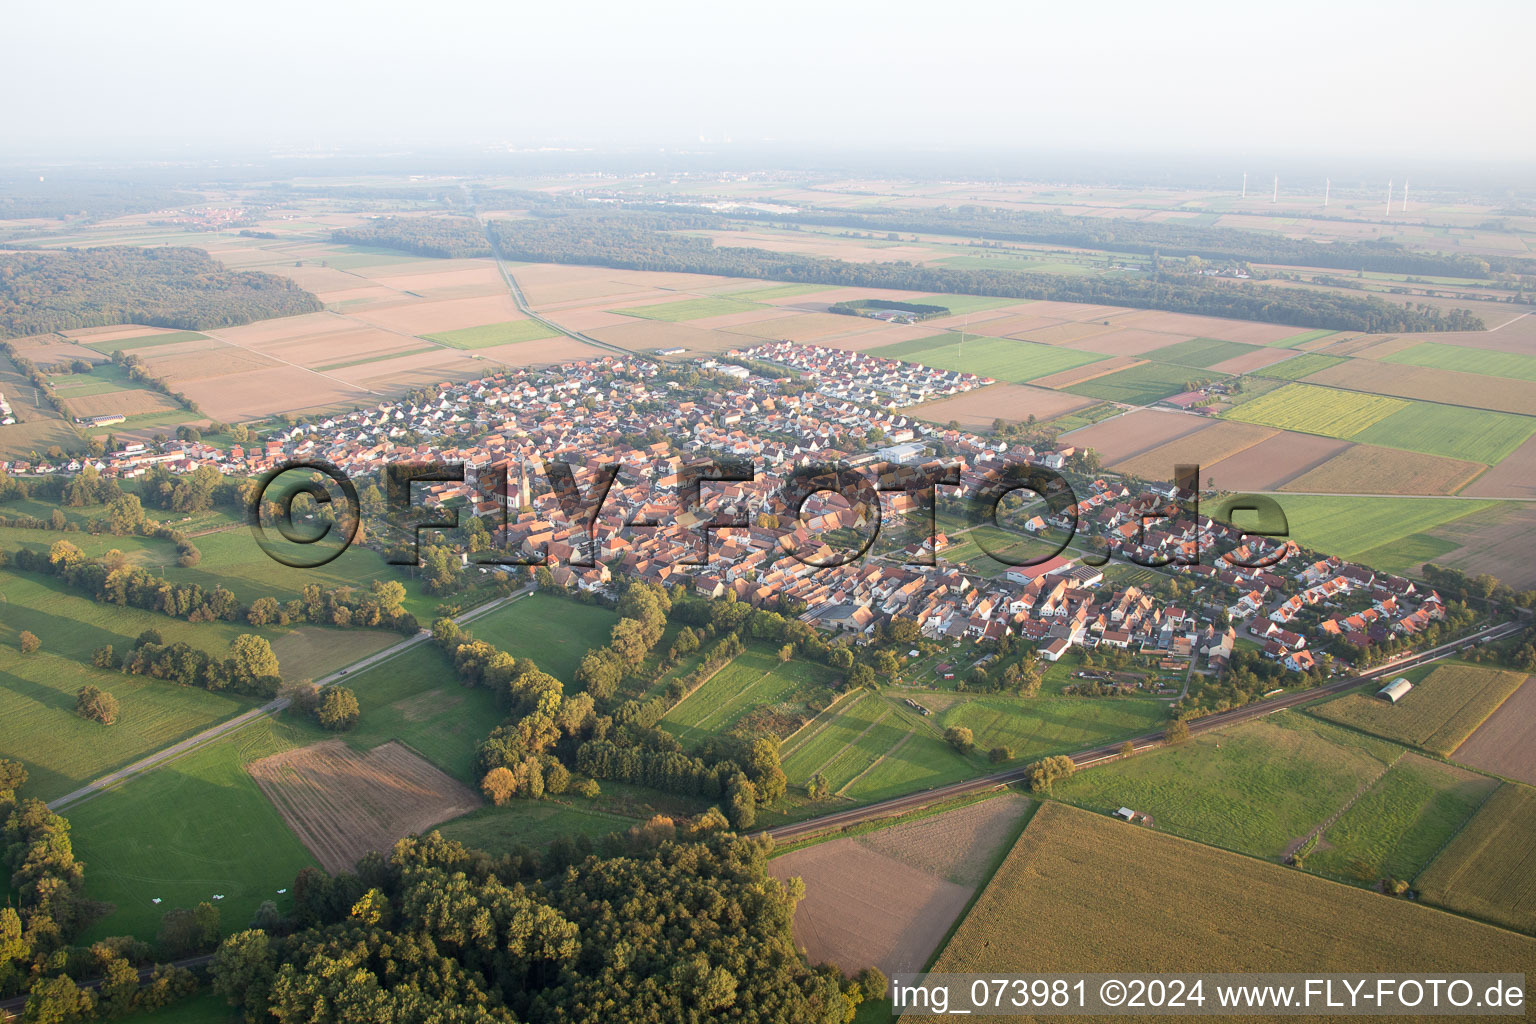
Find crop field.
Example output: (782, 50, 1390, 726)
(1052, 712, 1401, 860)
(610, 296, 767, 321)
(904, 382, 1093, 431)
(872, 333, 1103, 383)
(934, 695, 1167, 764)
(1277, 444, 1485, 495)
(1112, 420, 1277, 480)
(1236, 493, 1495, 561)
(1451, 679, 1536, 785)
(1059, 408, 1207, 462)
(1416, 783, 1536, 934)
(780, 694, 976, 802)
(907, 294, 1023, 316)
(905, 802, 1536, 1021)
(1305, 754, 1497, 885)
(1311, 663, 1529, 757)
(1352, 402, 1536, 463)
(1146, 336, 1262, 368)
(247, 738, 481, 875)
(68, 715, 321, 943)
(768, 795, 1030, 976)
(1062, 360, 1214, 405)
(660, 646, 837, 742)
(424, 319, 559, 349)
(1301, 358, 1536, 418)
(1223, 382, 1407, 437)
(459, 592, 618, 685)
(80, 329, 210, 354)
(1383, 341, 1536, 382)
(1271, 328, 1339, 347)
(1256, 351, 1348, 380)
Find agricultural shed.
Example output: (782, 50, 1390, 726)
(1377, 677, 1413, 703)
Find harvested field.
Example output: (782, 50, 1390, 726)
(768, 795, 1029, 976)
(1417, 783, 1536, 935)
(1311, 663, 1529, 758)
(175, 365, 369, 420)
(60, 389, 179, 419)
(1302, 359, 1536, 417)
(1409, 502, 1536, 588)
(1205, 347, 1299, 375)
(906, 802, 1535, 1023)
(609, 296, 767, 321)
(425, 320, 558, 349)
(973, 313, 1076, 338)
(1451, 679, 1536, 785)
(1144, 336, 1264, 368)
(687, 307, 802, 331)
(141, 347, 281, 382)
(355, 295, 525, 335)
(814, 321, 945, 352)
(1224, 382, 1407, 438)
(907, 383, 1092, 431)
(871, 333, 1102, 383)
(472, 336, 604, 368)
(1061, 328, 1189, 357)
(1014, 320, 1118, 345)
(1028, 354, 1142, 390)
(722, 312, 888, 343)
(1061, 409, 1208, 463)
(1009, 300, 1136, 322)
(247, 739, 481, 875)
(1279, 444, 1486, 496)
(1112, 420, 1276, 480)
(1199, 431, 1351, 491)
(1462, 433, 1536, 498)
(584, 319, 745, 354)
(1110, 310, 1300, 344)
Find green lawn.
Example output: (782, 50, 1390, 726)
(661, 646, 837, 743)
(873, 333, 1104, 383)
(1383, 341, 1536, 383)
(610, 297, 767, 322)
(1148, 337, 1263, 368)
(1233, 494, 1494, 561)
(69, 715, 322, 944)
(935, 693, 1168, 762)
(425, 320, 559, 349)
(462, 592, 616, 685)
(1306, 754, 1497, 884)
(1052, 712, 1402, 860)
(1064, 361, 1217, 405)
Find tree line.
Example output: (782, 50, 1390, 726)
(330, 216, 492, 259)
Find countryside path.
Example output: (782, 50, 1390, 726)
(761, 620, 1521, 843)
(46, 587, 530, 812)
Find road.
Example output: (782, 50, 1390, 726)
(46, 587, 530, 812)
(761, 619, 1522, 843)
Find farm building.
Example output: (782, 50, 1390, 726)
(1113, 807, 1137, 821)
(1040, 637, 1070, 662)
(1377, 677, 1413, 703)
(1003, 555, 1074, 585)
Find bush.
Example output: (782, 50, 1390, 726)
(1165, 719, 1191, 745)
(987, 745, 1012, 764)
(944, 726, 975, 755)
(1022, 755, 1076, 792)
(577, 778, 601, 799)
(18, 630, 40, 654)
(75, 685, 120, 725)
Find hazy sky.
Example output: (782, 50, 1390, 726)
(6, 0, 1532, 162)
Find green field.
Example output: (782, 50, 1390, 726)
(82, 331, 209, 354)
(1256, 352, 1348, 380)
(425, 320, 559, 349)
(1384, 341, 1536, 383)
(1306, 754, 1498, 884)
(462, 592, 616, 685)
(873, 333, 1103, 383)
(1224, 382, 1407, 437)
(906, 294, 1022, 316)
(1353, 530, 1463, 574)
(0, 567, 263, 801)
(610, 296, 767, 322)
(1352, 402, 1536, 463)
(436, 798, 635, 853)
(660, 646, 836, 743)
(1417, 783, 1536, 934)
(934, 694, 1167, 763)
(68, 715, 321, 943)
(1052, 712, 1401, 859)
(1270, 328, 1338, 348)
(1240, 494, 1495, 561)
(1063, 360, 1215, 404)
(900, 801, 1536, 1021)
(1310, 663, 1528, 757)
(779, 693, 976, 802)
(1148, 337, 1262, 368)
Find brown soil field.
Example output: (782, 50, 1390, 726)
(1015, 321, 1119, 346)
(176, 366, 369, 420)
(969, 313, 1073, 337)
(329, 349, 477, 385)
(371, 268, 505, 300)
(1207, 347, 1300, 375)
(349, 257, 495, 281)
(1111, 310, 1299, 344)
(816, 322, 945, 352)
(1014, 301, 1137, 322)
(1300, 360, 1536, 416)
(544, 308, 640, 332)
(1061, 409, 1209, 463)
(267, 264, 383, 296)
(470, 336, 606, 367)
(319, 286, 403, 308)
(142, 347, 281, 383)
(757, 286, 927, 309)
(13, 341, 107, 364)
(585, 319, 748, 355)
(1416, 503, 1536, 589)
(1278, 444, 1485, 495)
(248, 739, 481, 875)
(1462, 432, 1536, 498)
(688, 308, 801, 330)
(198, 312, 339, 346)
(1030, 355, 1144, 390)
(1113, 420, 1278, 479)
(1065, 328, 1194, 357)
(1451, 679, 1536, 785)
(908, 383, 1093, 430)
(1199, 431, 1352, 491)
(1415, 313, 1536, 354)
(1317, 333, 1394, 357)
(722, 313, 889, 343)
(357, 295, 525, 335)
(769, 795, 1029, 976)
(61, 390, 179, 419)
(1349, 336, 1423, 359)
(61, 325, 171, 343)
(512, 267, 645, 306)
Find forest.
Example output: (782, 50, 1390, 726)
(0, 246, 322, 338)
(330, 215, 492, 258)
(488, 213, 1483, 333)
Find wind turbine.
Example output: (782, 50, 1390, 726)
(1323, 178, 1330, 208)
(1385, 179, 1393, 216)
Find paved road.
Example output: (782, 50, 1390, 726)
(761, 620, 1521, 843)
(46, 588, 529, 812)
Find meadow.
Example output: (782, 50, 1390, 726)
(872, 333, 1103, 383)
(901, 801, 1536, 1024)
(1310, 663, 1529, 756)
(463, 592, 617, 685)
(1305, 754, 1498, 885)
(1223, 382, 1407, 437)
(425, 320, 558, 349)
(1233, 493, 1494, 561)
(1062, 360, 1213, 404)
(934, 694, 1167, 763)
(1416, 782, 1536, 934)
(660, 646, 837, 743)
(1051, 712, 1402, 859)
(610, 296, 766, 321)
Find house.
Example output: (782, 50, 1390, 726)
(1040, 637, 1070, 662)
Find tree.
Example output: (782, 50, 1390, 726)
(806, 773, 831, 800)
(227, 634, 279, 683)
(22, 974, 96, 1024)
(315, 685, 359, 732)
(1165, 720, 1191, 745)
(944, 726, 975, 755)
(18, 631, 40, 655)
(1119, 741, 1135, 758)
(988, 745, 1013, 764)
(74, 685, 119, 725)
(481, 766, 517, 806)
(212, 929, 274, 1014)
(777, 644, 793, 663)
(1022, 755, 1076, 792)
